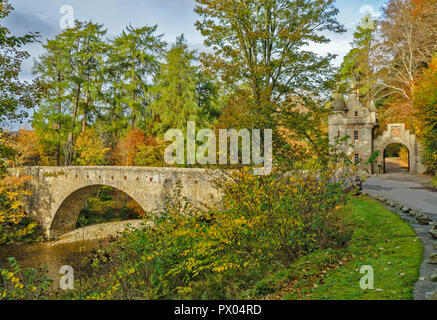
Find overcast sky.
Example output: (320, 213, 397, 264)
(3, 0, 385, 129)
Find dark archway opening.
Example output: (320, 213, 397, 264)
(383, 143, 410, 173)
(50, 185, 146, 238)
(76, 186, 146, 228)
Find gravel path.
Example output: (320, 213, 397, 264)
(363, 174, 437, 300)
(54, 219, 148, 245)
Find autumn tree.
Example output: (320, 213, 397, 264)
(375, 0, 437, 120)
(32, 36, 71, 166)
(413, 55, 437, 172)
(11, 130, 47, 166)
(195, 0, 345, 167)
(0, 0, 38, 175)
(74, 128, 109, 166)
(0, 0, 39, 124)
(112, 129, 157, 166)
(33, 21, 107, 166)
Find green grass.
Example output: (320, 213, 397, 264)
(253, 196, 423, 300)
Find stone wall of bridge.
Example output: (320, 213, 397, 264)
(9, 167, 223, 239)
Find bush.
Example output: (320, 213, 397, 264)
(0, 258, 52, 300)
(0, 175, 40, 245)
(215, 164, 353, 265)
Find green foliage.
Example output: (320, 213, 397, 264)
(337, 13, 378, 102)
(108, 24, 166, 129)
(151, 35, 220, 134)
(0, 0, 39, 123)
(0, 258, 52, 300)
(195, 0, 345, 133)
(431, 176, 437, 188)
(76, 186, 143, 227)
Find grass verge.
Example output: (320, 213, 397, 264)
(252, 196, 423, 300)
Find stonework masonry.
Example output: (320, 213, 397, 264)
(328, 91, 426, 174)
(9, 166, 222, 239)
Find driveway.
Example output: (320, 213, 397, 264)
(363, 173, 437, 300)
(363, 174, 437, 220)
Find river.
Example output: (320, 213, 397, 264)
(0, 238, 106, 287)
(0, 219, 145, 288)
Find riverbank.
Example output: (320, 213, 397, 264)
(53, 219, 147, 245)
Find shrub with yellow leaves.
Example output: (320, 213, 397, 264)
(0, 175, 40, 244)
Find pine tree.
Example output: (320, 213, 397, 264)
(109, 25, 166, 129)
(33, 21, 107, 165)
(337, 13, 378, 103)
(151, 35, 201, 134)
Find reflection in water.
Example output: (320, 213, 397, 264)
(0, 239, 105, 287)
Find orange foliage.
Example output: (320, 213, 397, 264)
(127, 199, 147, 217)
(112, 129, 157, 166)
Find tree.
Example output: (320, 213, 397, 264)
(413, 55, 437, 172)
(0, 0, 38, 124)
(33, 37, 71, 166)
(194, 0, 345, 166)
(112, 129, 156, 166)
(74, 128, 109, 166)
(151, 35, 201, 134)
(375, 0, 437, 104)
(109, 25, 166, 129)
(337, 13, 378, 104)
(11, 130, 47, 166)
(34, 21, 107, 165)
(0, 174, 37, 245)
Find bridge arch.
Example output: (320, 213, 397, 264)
(49, 184, 147, 238)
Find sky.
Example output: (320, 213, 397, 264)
(3, 0, 386, 129)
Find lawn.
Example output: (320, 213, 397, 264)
(253, 196, 423, 300)
(432, 176, 437, 188)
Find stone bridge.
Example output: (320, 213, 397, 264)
(10, 167, 222, 239)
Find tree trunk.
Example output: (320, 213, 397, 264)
(56, 73, 62, 166)
(56, 101, 62, 166)
(82, 90, 89, 133)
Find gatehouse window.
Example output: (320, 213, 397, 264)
(354, 130, 359, 141)
(337, 131, 341, 138)
(354, 111, 358, 117)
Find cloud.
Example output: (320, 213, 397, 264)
(3, 10, 57, 38)
(359, 5, 381, 18)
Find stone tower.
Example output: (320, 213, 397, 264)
(328, 89, 378, 172)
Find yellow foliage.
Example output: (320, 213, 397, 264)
(74, 128, 109, 166)
(0, 175, 37, 244)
